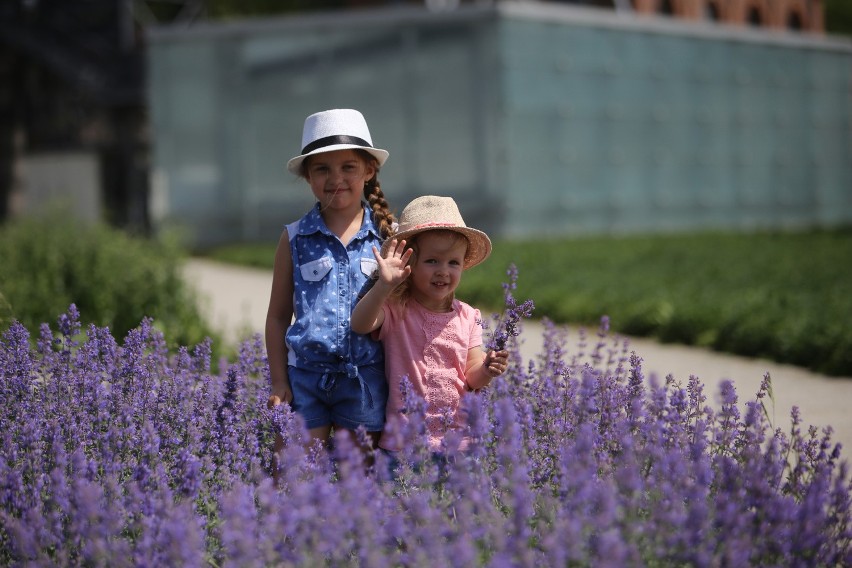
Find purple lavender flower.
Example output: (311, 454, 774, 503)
(488, 264, 535, 352)
(0, 299, 849, 565)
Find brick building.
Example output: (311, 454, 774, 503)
(379, 1, 827, 33)
(630, 0, 824, 32)
(346, 2, 826, 33)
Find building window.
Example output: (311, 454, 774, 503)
(747, 6, 762, 26)
(569, 0, 616, 6)
(705, 2, 720, 21)
(659, 0, 674, 16)
(788, 11, 803, 30)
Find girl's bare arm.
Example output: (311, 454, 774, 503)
(351, 240, 412, 334)
(464, 346, 509, 391)
(266, 232, 295, 406)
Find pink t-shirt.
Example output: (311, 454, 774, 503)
(376, 298, 483, 452)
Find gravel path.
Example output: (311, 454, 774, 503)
(183, 257, 852, 457)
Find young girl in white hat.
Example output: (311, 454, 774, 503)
(351, 195, 510, 455)
(266, 109, 395, 457)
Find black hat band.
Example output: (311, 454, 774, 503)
(301, 135, 372, 155)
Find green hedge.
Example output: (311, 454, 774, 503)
(459, 230, 852, 377)
(0, 215, 218, 350)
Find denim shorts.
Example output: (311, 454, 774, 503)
(289, 363, 388, 431)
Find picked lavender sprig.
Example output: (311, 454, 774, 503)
(488, 264, 535, 352)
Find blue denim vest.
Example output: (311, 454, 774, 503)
(285, 203, 383, 374)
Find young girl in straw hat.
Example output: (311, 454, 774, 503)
(266, 109, 394, 455)
(351, 195, 510, 454)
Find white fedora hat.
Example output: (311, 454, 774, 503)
(287, 109, 389, 175)
(384, 195, 492, 269)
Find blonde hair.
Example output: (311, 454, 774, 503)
(388, 229, 470, 313)
(300, 149, 396, 240)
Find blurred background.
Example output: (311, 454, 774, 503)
(1, 0, 850, 247)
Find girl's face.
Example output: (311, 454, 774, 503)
(304, 150, 375, 214)
(409, 231, 468, 312)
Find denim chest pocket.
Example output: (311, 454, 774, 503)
(300, 256, 333, 282)
(360, 257, 378, 279)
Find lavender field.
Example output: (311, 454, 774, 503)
(2, 298, 850, 567)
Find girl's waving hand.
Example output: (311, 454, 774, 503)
(373, 239, 413, 287)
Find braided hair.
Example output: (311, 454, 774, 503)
(357, 150, 396, 240)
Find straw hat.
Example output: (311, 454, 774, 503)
(287, 109, 389, 175)
(384, 195, 492, 269)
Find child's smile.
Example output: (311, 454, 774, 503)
(409, 231, 468, 312)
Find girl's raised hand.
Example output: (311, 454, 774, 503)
(373, 239, 412, 286)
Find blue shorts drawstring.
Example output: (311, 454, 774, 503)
(317, 363, 374, 411)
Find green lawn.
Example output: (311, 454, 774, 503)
(204, 229, 852, 377)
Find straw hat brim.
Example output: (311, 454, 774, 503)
(383, 224, 492, 270)
(287, 145, 389, 176)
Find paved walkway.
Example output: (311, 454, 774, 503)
(183, 257, 852, 456)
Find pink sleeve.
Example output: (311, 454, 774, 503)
(374, 303, 392, 341)
(469, 307, 483, 349)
